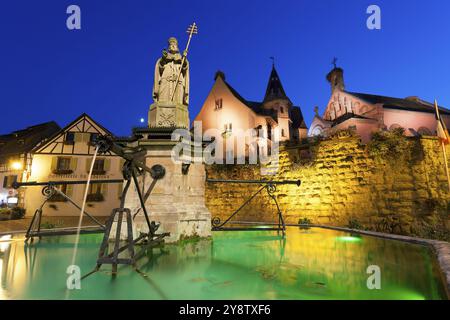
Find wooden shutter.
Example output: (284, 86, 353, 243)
(70, 157, 78, 171)
(85, 158, 93, 172)
(104, 158, 111, 172)
(51, 156, 58, 172)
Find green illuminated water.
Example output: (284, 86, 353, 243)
(0, 227, 447, 300)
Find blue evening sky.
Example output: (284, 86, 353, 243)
(1, 0, 449, 136)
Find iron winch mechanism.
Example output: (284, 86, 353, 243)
(14, 134, 170, 277)
(86, 135, 170, 277)
(206, 176, 301, 236)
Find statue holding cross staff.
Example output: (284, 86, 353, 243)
(152, 23, 198, 106)
(153, 37, 189, 105)
(149, 23, 198, 128)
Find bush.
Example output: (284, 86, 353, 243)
(11, 207, 26, 219)
(367, 128, 412, 161)
(347, 218, 363, 230)
(298, 217, 312, 225)
(0, 207, 26, 220)
(41, 221, 57, 229)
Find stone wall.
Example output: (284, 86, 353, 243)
(206, 134, 450, 241)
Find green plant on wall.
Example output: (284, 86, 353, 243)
(11, 207, 26, 219)
(41, 221, 57, 229)
(367, 128, 412, 161)
(40, 220, 64, 229)
(298, 217, 312, 229)
(347, 218, 363, 230)
(298, 217, 312, 225)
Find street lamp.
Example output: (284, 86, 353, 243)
(11, 161, 23, 170)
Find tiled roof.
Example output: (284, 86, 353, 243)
(263, 66, 289, 103)
(346, 91, 450, 115)
(291, 106, 308, 129)
(222, 80, 278, 122)
(0, 121, 61, 160)
(218, 71, 306, 130)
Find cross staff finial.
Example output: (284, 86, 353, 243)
(186, 23, 198, 36)
(170, 22, 198, 102)
(332, 57, 338, 69)
(270, 56, 275, 67)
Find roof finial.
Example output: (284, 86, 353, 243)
(270, 56, 275, 68)
(332, 57, 338, 69)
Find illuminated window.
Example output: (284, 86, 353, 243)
(215, 99, 223, 110)
(57, 157, 71, 171)
(87, 184, 105, 202)
(224, 123, 232, 133)
(93, 159, 105, 173)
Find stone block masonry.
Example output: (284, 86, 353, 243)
(206, 135, 450, 241)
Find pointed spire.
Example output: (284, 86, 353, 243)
(263, 64, 289, 103)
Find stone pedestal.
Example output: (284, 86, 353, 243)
(123, 135, 211, 243)
(148, 102, 189, 129)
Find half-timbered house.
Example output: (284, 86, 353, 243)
(24, 113, 123, 217)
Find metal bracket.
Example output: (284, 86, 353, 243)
(207, 178, 301, 236)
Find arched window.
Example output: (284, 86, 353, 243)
(311, 126, 323, 136)
(417, 127, 432, 136)
(359, 105, 369, 114)
(389, 123, 403, 131)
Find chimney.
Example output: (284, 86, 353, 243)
(326, 67, 345, 92)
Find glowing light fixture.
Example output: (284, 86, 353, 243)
(7, 197, 18, 204)
(336, 235, 362, 243)
(0, 235, 12, 253)
(140, 118, 145, 123)
(11, 161, 22, 170)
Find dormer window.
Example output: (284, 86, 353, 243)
(215, 99, 223, 110)
(65, 132, 75, 144)
(90, 133, 100, 144)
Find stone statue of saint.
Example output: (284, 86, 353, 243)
(153, 37, 189, 106)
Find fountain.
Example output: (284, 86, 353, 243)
(121, 23, 212, 243)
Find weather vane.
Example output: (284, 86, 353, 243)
(332, 57, 338, 69)
(171, 22, 198, 102)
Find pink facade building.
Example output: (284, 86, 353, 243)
(194, 66, 308, 160)
(309, 66, 450, 143)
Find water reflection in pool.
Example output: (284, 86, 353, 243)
(0, 227, 447, 300)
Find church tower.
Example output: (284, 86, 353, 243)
(262, 64, 293, 141)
